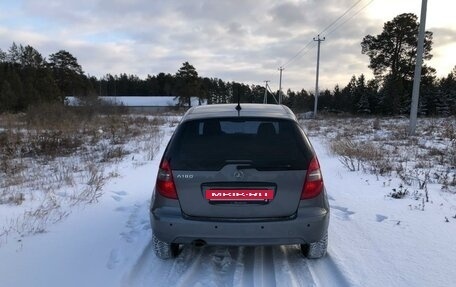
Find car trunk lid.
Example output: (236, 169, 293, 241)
(173, 164, 306, 219)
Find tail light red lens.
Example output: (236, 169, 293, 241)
(156, 159, 178, 199)
(301, 157, 324, 199)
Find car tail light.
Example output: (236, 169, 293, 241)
(301, 157, 324, 199)
(156, 159, 178, 199)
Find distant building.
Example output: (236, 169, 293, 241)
(65, 96, 206, 113)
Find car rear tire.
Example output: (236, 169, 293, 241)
(153, 233, 179, 259)
(301, 233, 328, 259)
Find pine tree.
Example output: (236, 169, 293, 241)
(0, 80, 17, 112)
(20, 45, 45, 68)
(7, 42, 22, 64)
(361, 13, 434, 115)
(48, 50, 84, 99)
(340, 76, 356, 113)
(0, 49, 6, 63)
(354, 74, 370, 114)
(439, 66, 456, 115)
(175, 62, 200, 107)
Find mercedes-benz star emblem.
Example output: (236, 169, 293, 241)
(234, 170, 244, 179)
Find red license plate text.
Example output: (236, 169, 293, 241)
(205, 189, 274, 201)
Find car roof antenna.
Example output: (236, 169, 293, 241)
(235, 92, 241, 115)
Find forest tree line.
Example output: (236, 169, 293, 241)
(1, 13, 455, 115)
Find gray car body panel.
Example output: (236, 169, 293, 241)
(173, 166, 306, 218)
(150, 103, 329, 246)
(181, 103, 297, 122)
(151, 190, 329, 245)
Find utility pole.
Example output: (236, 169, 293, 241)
(313, 35, 325, 118)
(409, 0, 428, 136)
(278, 67, 284, 104)
(263, 80, 270, 104)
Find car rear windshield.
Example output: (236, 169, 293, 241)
(167, 117, 313, 171)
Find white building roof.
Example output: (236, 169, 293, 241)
(65, 96, 205, 107)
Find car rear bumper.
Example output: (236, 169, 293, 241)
(150, 205, 329, 245)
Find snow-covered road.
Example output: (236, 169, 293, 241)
(122, 241, 353, 287)
(1, 124, 455, 287)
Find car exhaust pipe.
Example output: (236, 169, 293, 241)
(192, 239, 206, 247)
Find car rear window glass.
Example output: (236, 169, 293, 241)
(167, 117, 313, 171)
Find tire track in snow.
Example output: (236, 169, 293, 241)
(234, 246, 254, 287)
(173, 247, 206, 287)
(272, 246, 316, 287)
(252, 246, 276, 287)
(271, 245, 352, 287)
(306, 252, 353, 287)
(123, 243, 353, 287)
(122, 239, 176, 287)
(166, 245, 239, 287)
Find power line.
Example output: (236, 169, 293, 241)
(281, 40, 315, 68)
(280, 0, 365, 68)
(323, 0, 375, 38)
(318, 0, 364, 36)
(277, 0, 376, 95)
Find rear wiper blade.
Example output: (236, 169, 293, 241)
(225, 160, 253, 164)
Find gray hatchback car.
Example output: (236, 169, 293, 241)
(150, 103, 329, 259)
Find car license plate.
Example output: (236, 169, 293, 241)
(205, 189, 274, 201)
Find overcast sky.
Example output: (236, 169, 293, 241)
(0, 0, 455, 91)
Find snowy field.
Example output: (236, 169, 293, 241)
(1, 114, 455, 287)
